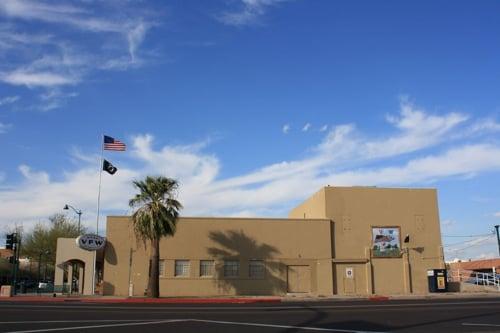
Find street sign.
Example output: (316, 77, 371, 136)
(76, 234, 106, 251)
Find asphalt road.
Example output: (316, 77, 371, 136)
(1, 297, 500, 332)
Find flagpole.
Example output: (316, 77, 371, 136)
(92, 133, 104, 295)
(96, 134, 104, 236)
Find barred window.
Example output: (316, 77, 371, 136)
(159, 260, 165, 277)
(200, 260, 214, 277)
(249, 260, 264, 278)
(223, 260, 239, 278)
(175, 260, 190, 277)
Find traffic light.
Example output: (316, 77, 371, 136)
(5, 233, 16, 250)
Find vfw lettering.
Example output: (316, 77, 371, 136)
(76, 235, 106, 251)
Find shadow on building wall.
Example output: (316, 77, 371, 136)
(207, 230, 286, 295)
(103, 281, 115, 295)
(104, 242, 118, 265)
(103, 242, 117, 295)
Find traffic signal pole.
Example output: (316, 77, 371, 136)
(5, 233, 20, 295)
(12, 236, 20, 295)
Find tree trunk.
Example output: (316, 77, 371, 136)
(147, 238, 160, 298)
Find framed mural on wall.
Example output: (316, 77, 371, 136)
(371, 227, 402, 258)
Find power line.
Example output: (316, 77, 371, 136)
(442, 233, 493, 238)
(444, 235, 495, 252)
(443, 234, 495, 247)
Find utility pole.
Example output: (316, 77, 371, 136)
(495, 225, 500, 257)
(37, 252, 42, 295)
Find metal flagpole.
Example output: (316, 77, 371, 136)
(92, 134, 105, 295)
(96, 134, 105, 236)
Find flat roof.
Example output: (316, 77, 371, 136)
(107, 216, 331, 222)
(323, 185, 436, 190)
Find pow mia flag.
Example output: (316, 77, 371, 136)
(103, 159, 118, 175)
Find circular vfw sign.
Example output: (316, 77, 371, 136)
(76, 234, 106, 251)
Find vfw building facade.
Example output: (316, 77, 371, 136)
(103, 186, 444, 296)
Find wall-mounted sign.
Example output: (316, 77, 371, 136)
(345, 267, 354, 279)
(437, 276, 446, 290)
(76, 234, 106, 251)
(372, 227, 401, 258)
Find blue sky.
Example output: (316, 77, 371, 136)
(1, 0, 499, 260)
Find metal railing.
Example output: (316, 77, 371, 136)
(448, 269, 500, 290)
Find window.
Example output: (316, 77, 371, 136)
(175, 260, 190, 277)
(224, 260, 239, 278)
(249, 260, 264, 278)
(159, 260, 165, 277)
(200, 260, 214, 277)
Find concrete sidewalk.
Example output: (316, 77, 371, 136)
(1, 291, 499, 304)
(284, 291, 500, 302)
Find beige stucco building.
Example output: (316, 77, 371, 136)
(54, 238, 104, 295)
(55, 186, 445, 296)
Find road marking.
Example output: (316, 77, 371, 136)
(2, 318, 387, 333)
(190, 319, 388, 333)
(462, 322, 500, 327)
(3, 319, 185, 333)
(0, 319, 155, 324)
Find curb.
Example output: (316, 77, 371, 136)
(282, 292, 500, 302)
(368, 295, 390, 301)
(1, 296, 282, 304)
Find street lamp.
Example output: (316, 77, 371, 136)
(495, 225, 500, 257)
(63, 204, 82, 233)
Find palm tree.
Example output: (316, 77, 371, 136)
(129, 176, 182, 298)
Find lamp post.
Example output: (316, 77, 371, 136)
(495, 225, 500, 257)
(63, 204, 82, 233)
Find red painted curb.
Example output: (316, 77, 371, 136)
(2, 296, 282, 304)
(368, 295, 390, 301)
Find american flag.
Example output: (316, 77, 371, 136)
(103, 135, 126, 151)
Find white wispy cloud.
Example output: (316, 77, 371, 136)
(0, 0, 126, 33)
(319, 125, 328, 132)
(2, 99, 500, 237)
(282, 124, 290, 134)
(0, 0, 157, 109)
(0, 27, 53, 50)
(0, 95, 19, 106)
(127, 22, 149, 63)
(467, 118, 500, 135)
(217, 0, 286, 26)
(302, 123, 311, 132)
(0, 122, 12, 134)
(0, 70, 78, 87)
(494, 212, 500, 218)
(441, 219, 457, 229)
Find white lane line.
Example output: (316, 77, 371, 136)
(0, 300, 500, 311)
(3, 319, 186, 333)
(3, 319, 388, 333)
(0, 319, 155, 324)
(462, 322, 500, 327)
(189, 319, 388, 333)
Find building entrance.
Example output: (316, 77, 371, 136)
(63, 260, 85, 294)
(287, 265, 310, 293)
